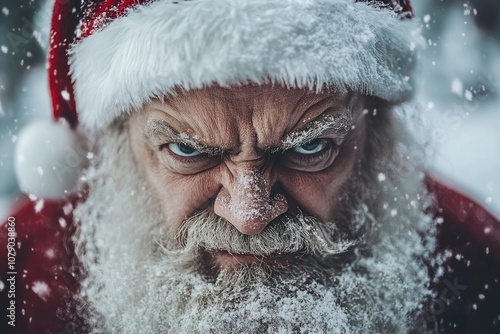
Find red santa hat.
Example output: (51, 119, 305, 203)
(15, 0, 418, 199)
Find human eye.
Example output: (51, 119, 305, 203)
(168, 143, 202, 157)
(158, 142, 219, 174)
(281, 139, 339, 172)
(291, 139, 329, 155)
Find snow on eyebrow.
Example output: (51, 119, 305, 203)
(278, 110, 353, 151)
(143, 119, 224, 155)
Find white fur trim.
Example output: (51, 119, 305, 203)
(70, 0, 420, 130)
(15, 120, 90, 199)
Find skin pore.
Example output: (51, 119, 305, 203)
(128, 84, 367, 267)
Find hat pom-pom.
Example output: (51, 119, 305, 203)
(14, 119, 90, 199)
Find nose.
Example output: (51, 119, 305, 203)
(214, 168, 288, 235)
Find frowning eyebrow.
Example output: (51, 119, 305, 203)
(275, 110, 353, 152)
(143, 119, 225, 155)
(144, 109, 353, 155)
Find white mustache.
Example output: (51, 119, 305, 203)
(160, 210, 356, 258)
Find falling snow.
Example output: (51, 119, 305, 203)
(63, 203, 73, 215)
(0, 1, 497, 333)
(34, 200, 44, 213)
(45, 248, 56, 259)
(414, 0, 500, 219)
(32, 281, 51, 302)
(59, 217, 67, 228)
(61, 90, 70, 101)
(451, 78, 463, 95)
(464, 89, 473, 101)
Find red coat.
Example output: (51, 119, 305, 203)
(1, 178, 500, 333)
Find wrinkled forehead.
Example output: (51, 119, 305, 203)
(163, 84, 351, 112)
(131, 84, 362, 151)
(135, 84, 356, 127)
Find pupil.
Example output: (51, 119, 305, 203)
(303, 140, 320, 151)
(179, 143, 195, 154)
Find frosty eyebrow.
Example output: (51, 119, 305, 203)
(276, 110, 353, 152)
(144, 109, 352, 155)
(143, 119, 224, 155)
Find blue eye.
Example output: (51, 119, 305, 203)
(168, 143, 202, 157)
(291, 139, 328, 155)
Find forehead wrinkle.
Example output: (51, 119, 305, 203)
(159, 89, 223, 128)
(253, 90, 332, 150)
(249, 90, 351, 153)
(290, 95, 346, 130)
(151, 91, 242, 152)
(181, 90, 245, 151)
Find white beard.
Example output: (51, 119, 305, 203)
(73, 112, 438, 333)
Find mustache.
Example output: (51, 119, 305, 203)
(158, 210, 357, 258)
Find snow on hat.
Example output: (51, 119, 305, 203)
(15, 0, 419, 199)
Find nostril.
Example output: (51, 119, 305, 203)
(270, 193, 288, 217)
(213, 169, 289, 235)
(229, 195, 287, 231)
(213, 188, 289, 235)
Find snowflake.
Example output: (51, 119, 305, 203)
(32, 281, 51, 302)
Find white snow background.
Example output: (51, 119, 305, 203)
(414, 0, 500, 219)
(0, 0, 499, 220)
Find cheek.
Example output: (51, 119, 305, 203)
(129, 135, 220, 226)
(278, 132, 365, 222)
(153, 174, 217, 227)
(278, 167, 351, 222)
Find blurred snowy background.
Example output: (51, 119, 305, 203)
(413, 0, 500, 219)
(0, 0, 499, 219)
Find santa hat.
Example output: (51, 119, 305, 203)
(15, 0, 418, 199)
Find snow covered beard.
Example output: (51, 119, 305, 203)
(73, 105, 437, 333)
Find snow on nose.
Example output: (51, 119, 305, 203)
(214, 169, 288, 235)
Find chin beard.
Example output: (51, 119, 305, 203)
(73, 110, 438, 333)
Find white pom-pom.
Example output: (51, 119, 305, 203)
(15, 119, 91, 199)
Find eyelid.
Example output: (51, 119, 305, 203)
(167, 142, 203, 157)
(280, 139, 339, 172)
(268, 132, 346, 155)
(276, 112, 352, 152)
(156, 138, 224, 156)
(157, 143, 221, 175)
(143, 120, 224, 155)
(160, 141, 204, 155)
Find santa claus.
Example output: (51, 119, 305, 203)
(1, 0, 499, 333)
